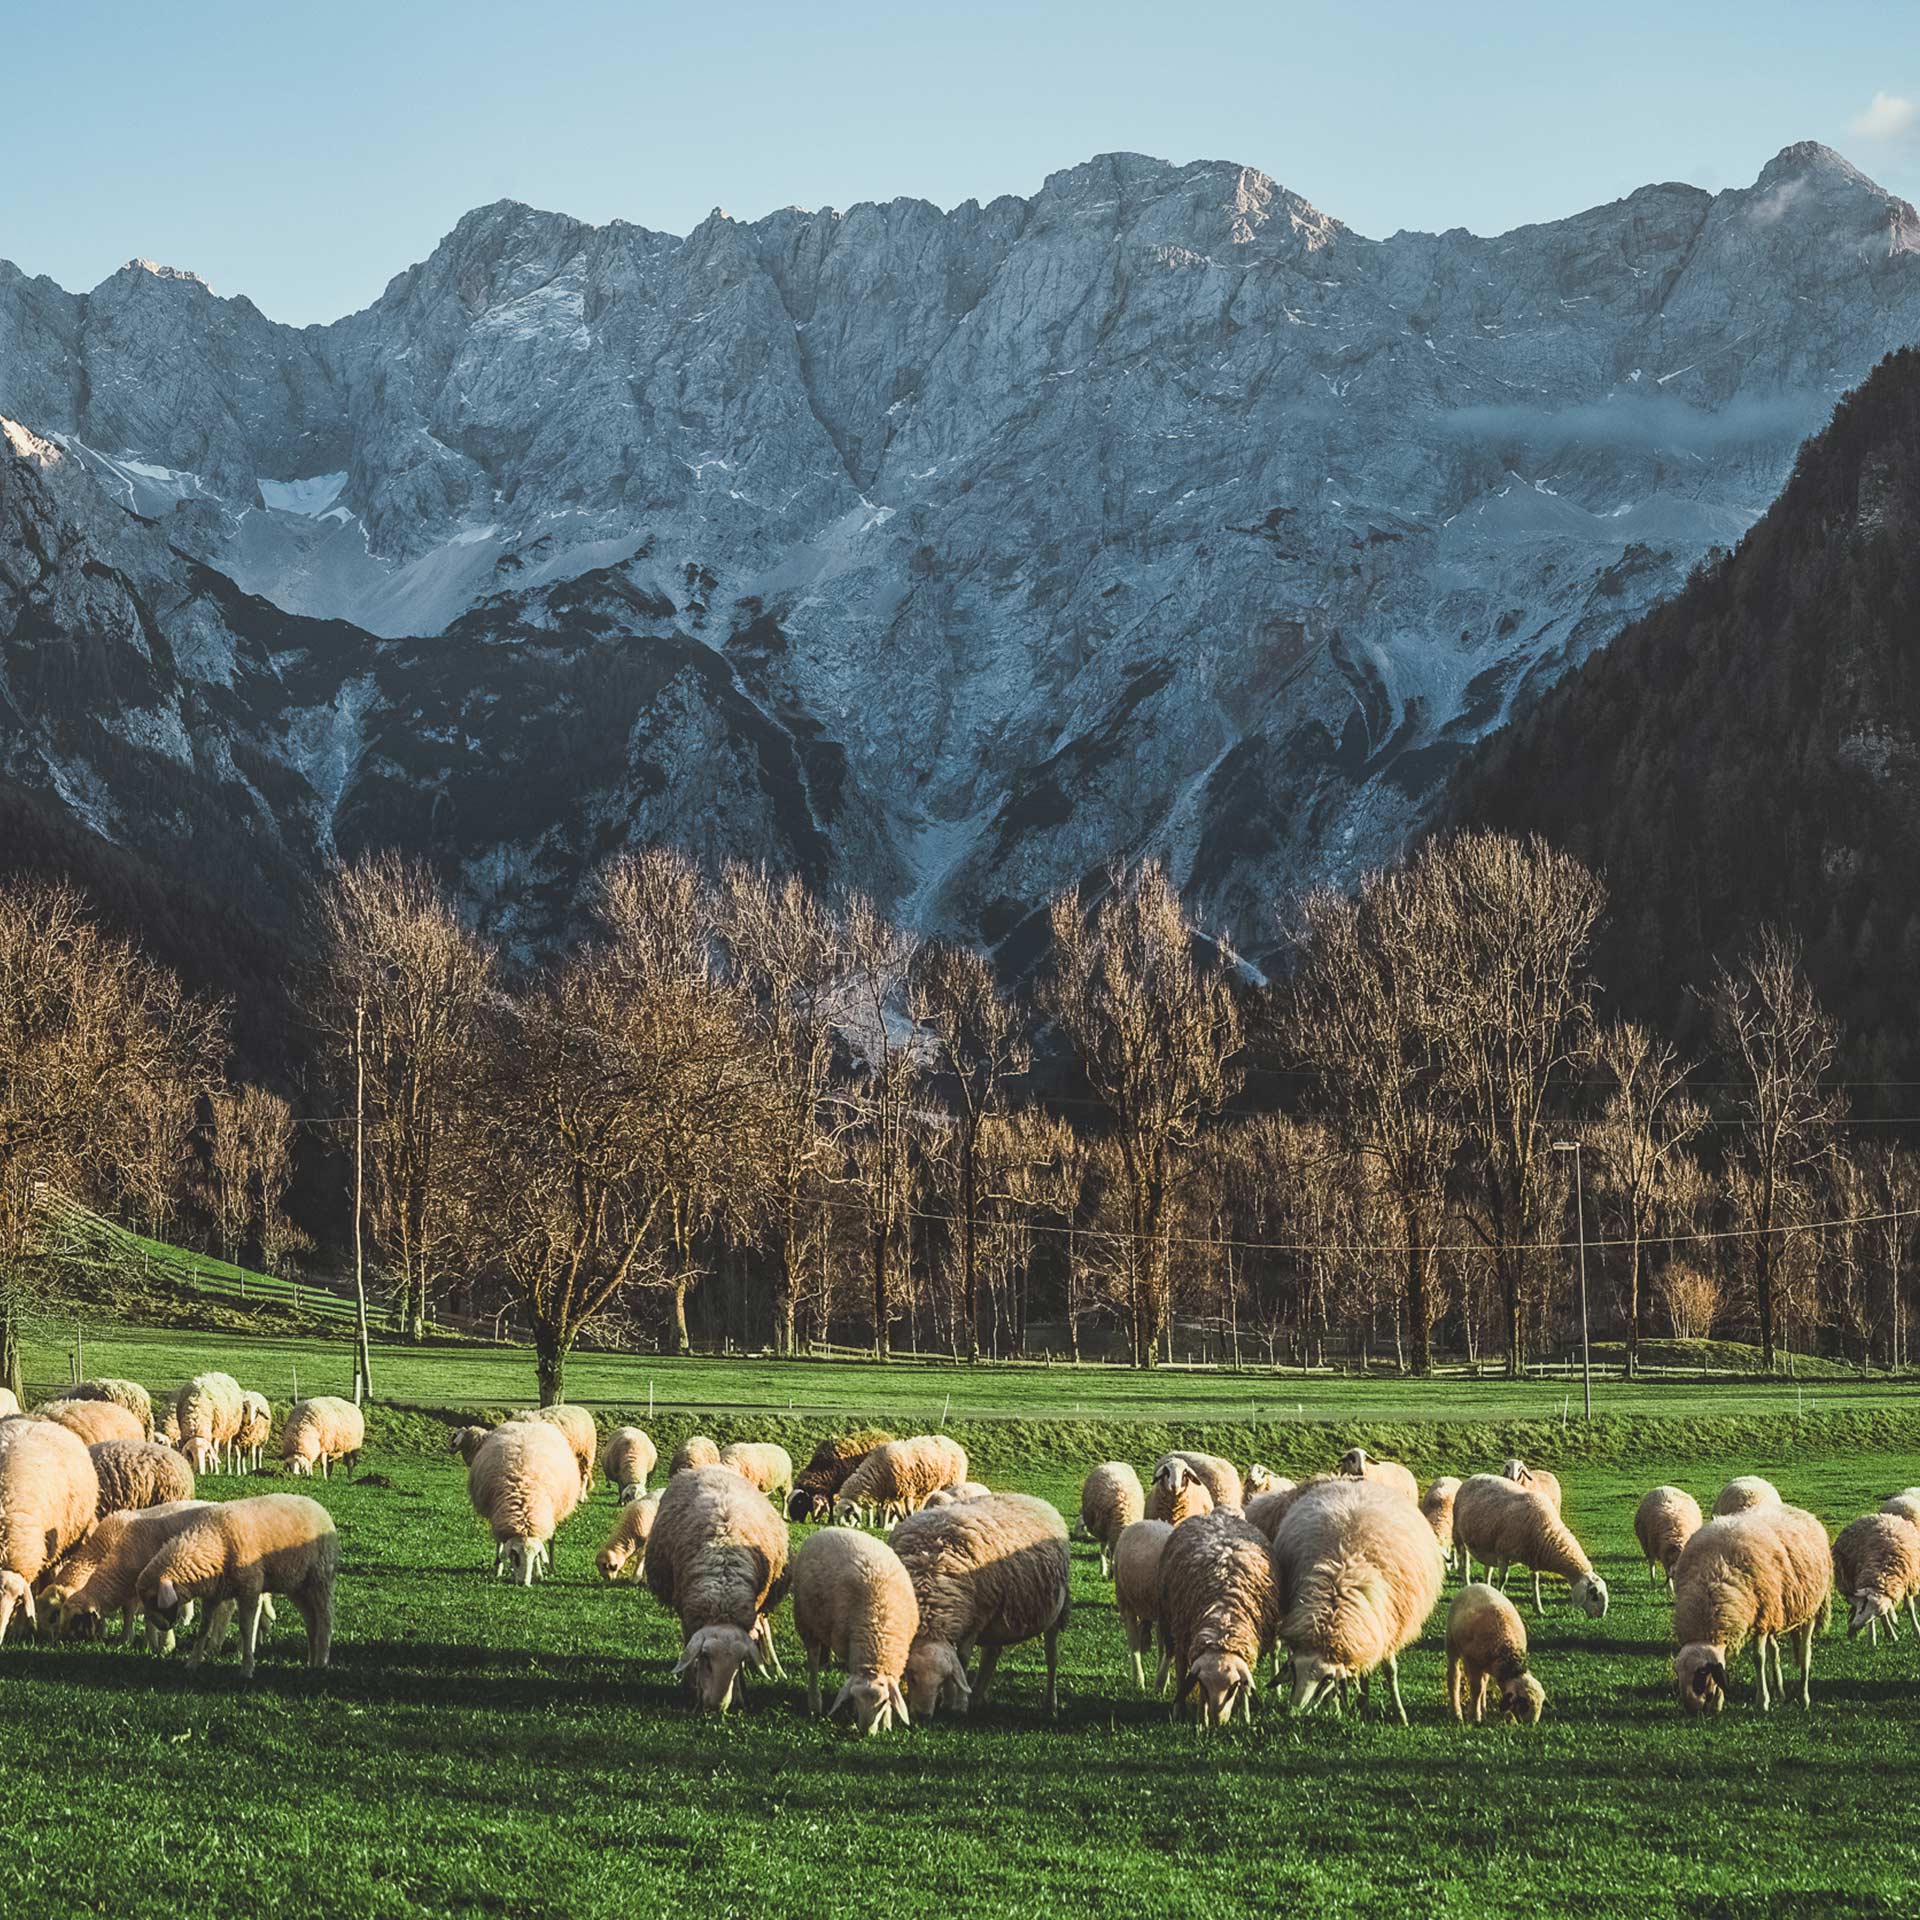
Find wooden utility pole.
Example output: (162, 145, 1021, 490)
(353, 998, 375, 1403)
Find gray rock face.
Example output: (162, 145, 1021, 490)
(2, 142, 1918, 955)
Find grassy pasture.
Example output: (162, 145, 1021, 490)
(5, 1334, 1920, 1915)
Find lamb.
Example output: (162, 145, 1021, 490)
(719, 1441, 794, 1509)
(68, 1378, 155, 1437)
(173, 1372, 245, 1473)
(791, 1526, 919, 1734)
(43, 1501, 211, 1646)
(922, 1481, 992, 1508)
(670, 1435, 722, 1476)
(1273, 1477, 1445, 1723)
(1500, 1459, 1562, 1512)
(507, 1405, 597, 1491)
(1422, 1476, 1463, 1572)
(37, 1398, 145, 1448)
(1452, 1474, 1609, 1618)
(468, 1420, 583, 1584)
(1713, 1475, 1782, 1517)
(1113, 1519, 1173, 1691)
(1446, 1582, 1545, 1725)
(1076, 1462, 1145, 1576)
(1144, 1455, 1216, 1528)
(1671, 1506, 1832, 1713)
(1157, 1507, 1279, 1727)
(1831, 1512, 1920, 1644)
(891, 1492, 1070, 1718)
(831, 1436, 970, 1528)
(787, 1429, 894, 1521)
(645, 1464, 792, 1711)
(1882, 1488, 1920, 1527)
(236, 1392, 273, 1470)
(1156, 1452, 1244, 1512)
(89, 1439, 195, 1517)
(448, 1425, 492, 1465)
(136, 1493, 338, 1678)
(600, 1427, 657, 1502)
(596, 1493, 661, 1582)
(0, 1416, 99, 1640)
(280, 1397, 365, 1479)
(1337, 1447, 1420, 1505)
(1634, 1485, 1704, 1586)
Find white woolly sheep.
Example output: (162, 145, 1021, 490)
(1337, 1447, 1420, 1505)
(448, 1425, 492, 1465)
(600, 1428, 657, 1502)
(597, 1493, 661, 1582)
(791, 1526, 919, 1734)
(1453, 1474, 1609, 1618)
(1832, 1512, 1920, 1644)
(0, 1389, 17, 1420)
(281, 1397, 365, 1479)
(1882, 1488, 1920, 1527)
(1422, 1476, 1463, 1572)
(1273, 1478, 1445, 1723)
(136, 1493, 338, 1678)
(832, 1436, 970, 1528)
(37, 1398, 144, 1449)
(1243, 1485, 1298, 1544)
(922, 1481, 992, 1508)
(1158, 1507, 1279, 1727)
(1500, 1459, 1563, 1512)
(719, 1441, 794, 1509)
(173, 1372, 245, 1473)
(236, 1392, 272, 1470)
(158, 1405, 180, 1447)
(43, 1500, 211, 1646)
(1713, 1475, 1782, 1518)
(469, 1420, 583, 1585)
(1672, 1506, 1831, 1713)
(1157, 1452, 1244, 1512)
(1076, 1462, 1145, 1577)
(891, 1492, 1070, 1718)
(1244, 1463, 1286, 1497)
(1144, 1455, 1216, 1528)
(69, 1378, 154, 1437)
(670, 1435, 722, 1476)
(645, 1464, 792, 1712)
(0, 1415, 100, 1641)
(1113, 1518, 1173, 1691)
(88, 1439, 194, 1517)
(507, 1406, 597, 1491)
(1446, 1582, 1545, 1724)
(1634, 1485, 1704, 1586)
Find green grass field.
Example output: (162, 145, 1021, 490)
(8, 1326, 1920, 1916)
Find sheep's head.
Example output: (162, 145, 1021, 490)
(674, 1624, 765, 1712)
(597, 1539, 635, 1582)
(1337, 1448, 1369, 1479)
(40, 1583, 101, 1641)
(0, 1570, 37, 1643)
(1244, 1464, 1279, 1496)
(1571, 1573, 1609, 1619)
(140, 1570, 189, 1639)
(1501, 1459, 1530, 1483)
(181, 1436, 218, 1474)
(1154, 1458, 1192, 1496)
(1501, 1672, 1546, 1725)
(1675, 1643, 1729, 1714)
(904, 1640, 972, 1719)
(448, 1426, 489, 1463)
(1181, 1650, 1254, 1727)
(786, 1489, 830, 1523)
(829, 1672, 910, 1736)
(1288, 1651, 1348, 1713)
(499, 1537, 547, 1586)
(1849, 1590, 1896, 1638)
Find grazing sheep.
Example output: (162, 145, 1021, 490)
(280, 1397, 365, 1479)
(1144, 1455, 1216, 1528)
(158, 1404, 180, 1447)
(1113, 1519, 1174, 1691)
(174, 1372, 245, 1474)
(596, 1493, 661, 1583)
(1446, 1583, 1545, 1725)
(719, 1441, 795, 1509)
(468, 1420, 584, 1584)
(1243, 1485, 1299, 1543)
(645, 1464, 792, 1712)
(1634, 1486, 1704, 1586)
(1076, 1462, 1145, 1577)
(88, 1440, 194, 1517)
(922, 1481, 992, 1508)
(43, 1501, 211, 1645)
(1672, 1507, 1832, 1713)
(831, 1437, 970, 1528)
(1337, 1447, 1420, 1505)
(0, 1416, 99, 1639)
(670, 1435, 722, 1476)
(1500, 1459, 1563, 1513)
(1421, 1475, 1463, 1573)
(507, 1406, 597, 1492)
(600, 1428, 657, 1502)
(787, 1429, 894, 1521)
(1713, 1475, 1782, 1518)
(448, 1425, 492, 1465)
(37, 1398, 144, 1449)
(68, 1378, 154, 1438)
(136, 1493, 338, 1678)
(791, 1527, 919, 1734)
(1158, 1452, 1244, 1512)
(892, 1492, 1070, 1718)
(1453, 1474, 1609, 1618)
(1273, 1478, 1445, 1723)
(1158, 1508, 1279, 1727)
(1832, 1512, 1920, 1644)
(235, 1392, 272, 1471)
(1882, 1488, 1920, 1527)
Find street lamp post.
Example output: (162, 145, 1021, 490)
(1554, 1140, 1592, 1422)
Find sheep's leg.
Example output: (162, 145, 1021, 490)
(1099, 1547, 1112, 1580)
(1532, 1571, 1544, 1617)
(1753, 1635, 1772, 1711)
(972, 1642, 1002, 1708)
(1907, 1593, 1920, 1636)
(1795, 1622, 1814, 1709)
(1869, 1614, 1881, 1648)
(1384, 1655, 1408, 1727)
(1447, 1654, 1463, 1722)
(805, 1645, 822, 1715)
(189, 1598, 234, 1669)
(1042, 1625, 1059, 1716)
(236, 1593, 266, 1680)
(1770, 1633, 1785, 1700)
(1128, 1629, 1146, 1693)
(1885, 1607, 1900, 1643)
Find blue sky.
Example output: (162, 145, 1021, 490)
(9, 0, 1918, 325)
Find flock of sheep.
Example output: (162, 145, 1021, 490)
(2, 1368, 1916, 1726)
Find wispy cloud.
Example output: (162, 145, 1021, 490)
(1850, 91, 1918, 144)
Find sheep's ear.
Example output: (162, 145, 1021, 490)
(827, 1677, 855, 1719)
(1174, 1671, 1197, 1704)
(673, 1647, 697, 1679)
(20, 1589, 35, 1627)
(889, 1681, 911, 1728)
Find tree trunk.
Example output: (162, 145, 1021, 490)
(673, 1276, 692, 1356)
(1624, 1234, 1641, 1381)
(1502, 1257, 1524, 1380)
(534, 1320, 567, 1406)
(872, 1223, 891, 1361)
(1404, 1215, 1432, 1375)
